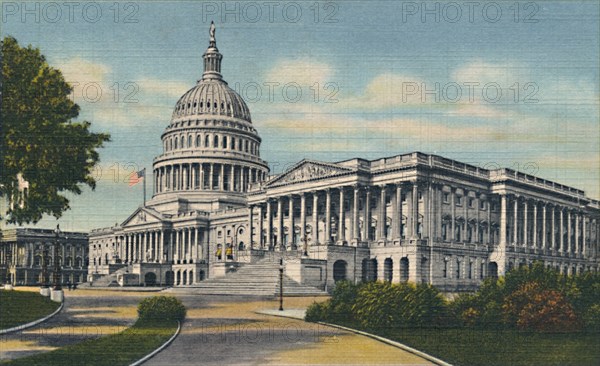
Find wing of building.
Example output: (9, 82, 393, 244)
(87, 25, 600, 293)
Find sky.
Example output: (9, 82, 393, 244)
(2, 0, 599, 231)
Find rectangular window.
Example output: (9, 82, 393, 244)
(418, 191, 423, 201)
(480, 200, 486, 210)
(443, 192, 450, 203)
(217, 231, 222, 238)
(401, 194, 407, 203)
(443, 260, 448, 278)
(456, 196, 463, 206)
(468, 198, 474, 208)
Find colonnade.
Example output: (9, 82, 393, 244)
(116, 228, 204, 265)
(248, 182, 424, 250)
(499, 194, 598, 258)
(154, 163, 265, 193)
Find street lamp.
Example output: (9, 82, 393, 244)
(39, 240, 50, 296)
(53, 224, 62, 290)
(279, 258, 284, 311)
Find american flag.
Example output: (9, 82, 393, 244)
(129, 169, 145, 187)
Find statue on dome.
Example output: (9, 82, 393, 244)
(209, 21, 216, 43)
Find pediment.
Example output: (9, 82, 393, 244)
(266, 160, 354, 187)
(122, 207, 163, 227)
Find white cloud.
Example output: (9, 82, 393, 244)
(58, 57, 111, 85)
(265, 58, 333, 87)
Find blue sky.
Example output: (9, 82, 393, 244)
(2, 1, 599, 231)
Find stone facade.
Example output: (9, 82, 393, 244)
(1, 228, 88, 286)
(89, 25, 600, 291)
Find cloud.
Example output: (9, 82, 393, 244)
(137, 78, 190, 100)
(264, 58, 333, 86)
(58, 57, 111, 85)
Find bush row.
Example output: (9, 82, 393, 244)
(137, 295, 186, 324)
(306, 263, 600, 332)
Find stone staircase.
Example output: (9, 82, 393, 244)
(165, 259, 328, 297)
(80, 265, 131, 287)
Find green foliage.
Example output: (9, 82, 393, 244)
(137, 295, 186, 323)
(305, 301, 329, 322)
(1, 36, 110, 224)
(0, 290, 60, 329)
(582, 304, 600, 330)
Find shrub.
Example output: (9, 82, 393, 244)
(503, 282, 578, 332)
(137, 295, 186, 323)
(305, 301, 329, 322)
(582, 304, 600, 330)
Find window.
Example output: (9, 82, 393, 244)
(174, 137, 178, 149)
(456, 195, 463, 206)
(480, 262, 485, 279)
(227, 230, 231, 237)
(214, 135, 219, 148)
(181, 135, 185, 148)
(468, 261, 473, 279)
(401, 194, 407, 203)
(231, 137, 235, 150)
(456, 260, 461, 279)
(443, 259, 448, 278)
(480, 200, 486, 210)
(188, 135, 192, 148)
(468, 198, 474, 208)
(196, 135, 201, 147)
(418, 191, 423, 201)
(217, 230, 222, 238)
(442, 223, 448, 241)
(443, 192, 450, 203)
(222, 136, 227, 149)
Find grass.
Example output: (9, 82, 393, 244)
(0, 290, 61, 330)
(334, 320, 600, 366)
(1, 319, 178, 366)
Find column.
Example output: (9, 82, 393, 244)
(248, 206, 254, 249)
(513, 197, 519, 244)
(199, 164, 204, 190)
(392, 184, 400, 239)
(289, 196, 295, 246)
(325, 189, 331, 244)
(499, 194, 507, 246)
(559, 207, 564, 252)
(194, 228, 199, 261)
(159, 230, 164, 263)
(277, 197, 283, 249)
(169, 231, 174, 263)
(175, 229, 179, 263)
(541, 203, 547, 249)
(183, 164, 188, 190)
(378, 186, 386, 240)
(258, 205, 264, 249)
(574, 212, 580, 255)
(230, 164, 235, 191)
(353, 186, 360, 241)
(363, 187, 371, 241)
(339, 188, 345, 243)
(219, 164, 225, 190)
(551, 205, 556, 250)
(266, 200, 272, 248)
(567, 210, 572, 254)
(300, 193, 307, 246)
(312, 192, 319, 245)
(523, 199, 528, 246)
(411, 182, 418, 239)
(582, 215, 587, 256)
(209, 163, 214, 190)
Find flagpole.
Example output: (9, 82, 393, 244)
(143, 168, 146, 207)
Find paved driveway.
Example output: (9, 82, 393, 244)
(146, 296, 433, 365)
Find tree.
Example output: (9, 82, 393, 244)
(1, 36, 110, 224)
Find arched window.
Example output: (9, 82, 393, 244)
(188, 135, 192, 148)
(333, 260, 347, 282)
(196, 135, 201, 147)
(244, 140, 249, 152)
(222, 136, 227, 149)
(205, 135, 210, 147)
(213, 135, 219, 148)
(174, 137, 178, 149)
(231, 137, 235, 150)
(181, 135, 186, 148)
(400, 257, 409, 282)
(383, 258, 393, 282)
(238, 139, 243, 151)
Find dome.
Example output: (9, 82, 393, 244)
(172, 79, 252, 122)
(171, 22, 251, 123)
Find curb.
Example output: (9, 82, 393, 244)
(129, 321, 181, 366)
(316, 321, 453, 366)
(256, 310, 451, 366)
(0, 301, 64, 335)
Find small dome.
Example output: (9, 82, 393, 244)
(172, 79, 251, 122)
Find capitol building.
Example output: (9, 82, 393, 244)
(88, 25, 600, 293)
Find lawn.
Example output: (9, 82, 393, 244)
(1, 319, 179, 366)
(0, 290, 61, 330)
(355, 325, 600, 366)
